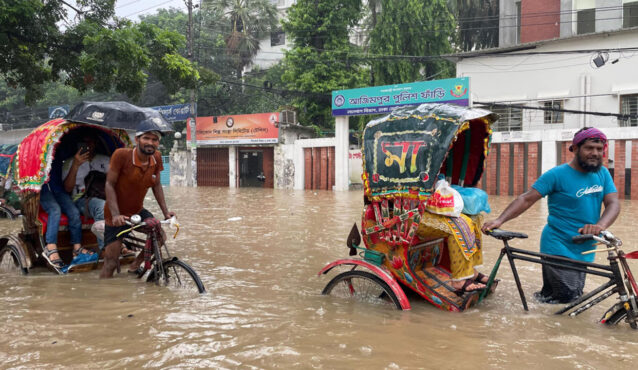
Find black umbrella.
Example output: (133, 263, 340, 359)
(66, 101, 174, 134)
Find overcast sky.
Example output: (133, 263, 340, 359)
(114, 0, 187, 20)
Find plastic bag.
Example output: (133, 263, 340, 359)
(451, 185, 491, 215)
(426, 179, 464, 217)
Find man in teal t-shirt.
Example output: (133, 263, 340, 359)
(482, 127, 620, 303)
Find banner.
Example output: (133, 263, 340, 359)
(150, 103, 193, 122)
(332, 77, 470, 116)
(189, 112, 279, 145)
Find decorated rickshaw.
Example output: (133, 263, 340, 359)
(319, 103, 498, 311)
(0, 102, 171, 274)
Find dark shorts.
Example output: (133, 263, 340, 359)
(104, 208, 154, 245)
(535, 258, 586, 304)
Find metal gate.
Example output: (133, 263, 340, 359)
(197, 147, 229, 186)
(303, 147, 335, 190)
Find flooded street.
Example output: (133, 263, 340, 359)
(1, 187, 638, 369)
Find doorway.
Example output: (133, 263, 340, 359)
(239, 150, 264, 187)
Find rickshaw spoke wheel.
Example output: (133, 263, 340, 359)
(147, 259, 206, 294)
(601, 304, 637, 329)
(322, 270, 402, 309)
(0, 245, 23, 274)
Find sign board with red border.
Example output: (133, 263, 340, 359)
(188, 112, 279, 145)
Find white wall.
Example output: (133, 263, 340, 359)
(457, 28, 638, 131)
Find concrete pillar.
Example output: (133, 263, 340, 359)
(189, 147, 197, 187)
(541, 139, 557, 173)
(334, 116, 349, 191)
(228, 146, 236, 188)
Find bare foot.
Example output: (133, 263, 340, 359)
(451, 279, 486, 294)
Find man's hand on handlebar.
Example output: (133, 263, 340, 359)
(579, 223, 604, 235)
(164, 211, 176, 220)
(112, 215, 129, 227)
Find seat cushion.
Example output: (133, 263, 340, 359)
(38, 206, 94, 236)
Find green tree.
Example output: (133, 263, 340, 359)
(281, 0, 366, 129)
(203, 0, 278, 80)
(0, 0, 204, 104)
(450, 0, 499, 51)
(368, 0, 456, 85)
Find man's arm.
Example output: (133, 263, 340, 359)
(151, 179, 174, 220)
(579, 192, 620, 235)
(63, 150, 89, 193)
(105, 163, 128, 226)
(482, 189, 543, 232)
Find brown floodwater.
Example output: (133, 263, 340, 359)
(1, 188, 637, 369)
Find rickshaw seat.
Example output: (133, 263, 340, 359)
(38, 206, 94, 236)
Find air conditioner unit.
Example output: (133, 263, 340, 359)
(280, 110, 297, 125)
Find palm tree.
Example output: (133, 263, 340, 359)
(204, 0, 278, 80)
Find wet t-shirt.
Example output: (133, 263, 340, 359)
(104, 148, 163, 226)
(532, 164, 616, 262)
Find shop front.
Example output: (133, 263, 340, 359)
(190, 112, 279, 188)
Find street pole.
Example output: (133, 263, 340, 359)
(187, 0, 197, 186)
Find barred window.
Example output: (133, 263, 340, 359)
(542, 100, 564, 124)
(620, 94, 638, 127)
(577, 8, 595, 35)
(490, 106, 523, 132)
(624, 1, 638, 28)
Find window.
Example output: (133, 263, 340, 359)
(542, 100, 564, 124)
(577, 9, 595, 34)
(620, 94, 638, 127)
(270, 30, 285, 46)
(490, 106, 523, 131)
(624, 1, 638, 28)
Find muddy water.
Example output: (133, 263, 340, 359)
(1, 188, 637, 369)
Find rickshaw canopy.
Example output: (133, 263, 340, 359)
(13, 119, 131, 192)
(362, 103, 497, 201)
(66, 101, 174, 133)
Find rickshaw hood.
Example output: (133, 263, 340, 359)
(13, 119, 131, 192)
(362, 103, 498, 201)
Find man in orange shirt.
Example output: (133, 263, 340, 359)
(100, 128, 175, 278)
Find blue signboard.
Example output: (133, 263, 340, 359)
(48, 105, 70, 119)
(331, 77, 470, 116)
(150, 103, 194, 122)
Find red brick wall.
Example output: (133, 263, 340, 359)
(527, 142, 540, 189)
(614, 140, 626, 199)
(513, 143, 525, 195)
(499, 144, 511, 195)
(520, 0, 560, 43)
(486, 144, 498, 195)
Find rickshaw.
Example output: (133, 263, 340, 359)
(0, 102, 171, 275)
(319, 103, 498, 311)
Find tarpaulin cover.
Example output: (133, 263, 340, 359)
(66, 101, 174, 133)
(362, 103, 497, 201)
(14, 119, 131, 192)
(0, 144, 18, 177)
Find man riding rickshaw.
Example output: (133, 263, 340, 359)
(0, 101, 172, 274)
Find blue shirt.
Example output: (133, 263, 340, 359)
(532, 164, 616, 262)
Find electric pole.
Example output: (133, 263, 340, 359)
(187, 0, 196, 148)
(187, 0, 197, 187)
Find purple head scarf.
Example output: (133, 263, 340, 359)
(570, 128, 607, 152)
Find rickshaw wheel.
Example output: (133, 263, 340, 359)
(146, 259, 206, 294)
(601, 304, 636, 329)
(322, 270, 403, 309)
(0, 244, 26, 274)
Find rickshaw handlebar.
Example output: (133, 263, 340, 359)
(119, 215, 180, 238)
(573, 231, 623, 255)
